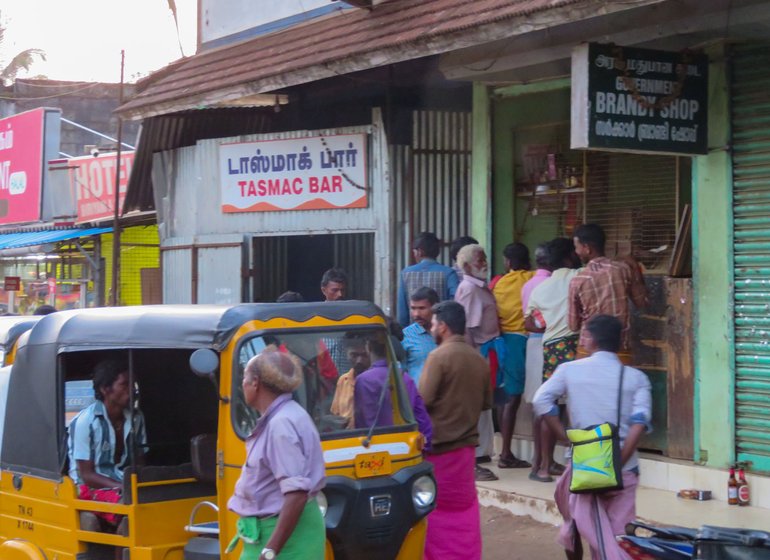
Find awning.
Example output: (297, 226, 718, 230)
(116, 0, 633, 120)
(0, 227, 112, 250)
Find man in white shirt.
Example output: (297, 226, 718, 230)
(524, 237, 580, 482)
(533, 314, 652, 560)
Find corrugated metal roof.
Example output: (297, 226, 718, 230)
(117, 0, 593, 119)
(0, 227, 112, 250)
(124, 108, 274, 212)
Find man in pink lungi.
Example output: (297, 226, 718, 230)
(418, 300, 492, 560)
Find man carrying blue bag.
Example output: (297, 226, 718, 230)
(533, 315, 652, 560)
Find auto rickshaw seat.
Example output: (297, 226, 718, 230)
(122, 463, 215, 505)
(190, 433, 217, 483)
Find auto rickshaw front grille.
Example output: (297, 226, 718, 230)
(365, 526, 394, 541)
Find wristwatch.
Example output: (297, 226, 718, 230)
(261, 548, 276, 560)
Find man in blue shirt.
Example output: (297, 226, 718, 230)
(397, 232, 459, 327)
(68, 358, 147, 528)
(402, 286, 439, 384)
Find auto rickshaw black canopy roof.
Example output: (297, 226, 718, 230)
(1, 302, 385, 480)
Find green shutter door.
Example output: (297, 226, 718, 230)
(732, 43, 770, 473)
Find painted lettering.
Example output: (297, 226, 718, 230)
(0, 160, 9, 190)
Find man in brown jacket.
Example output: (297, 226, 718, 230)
(419, 301, 491, 560)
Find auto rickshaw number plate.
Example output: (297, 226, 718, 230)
(354, 451, 392, 478)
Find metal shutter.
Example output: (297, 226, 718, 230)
(732, 43, 770, 473)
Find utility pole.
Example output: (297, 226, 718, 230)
(110, 50, 125, 307)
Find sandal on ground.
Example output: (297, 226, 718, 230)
(549, 462, 566, 476)
(497, 455, 531, 469)
(474, 465, 499, 482)
(528, 471, 554, 483)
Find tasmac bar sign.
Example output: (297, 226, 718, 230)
(219, 133, 368, 212)
(571, 43, 708, 155)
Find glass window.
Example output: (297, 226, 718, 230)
(233, 328, 415, 439)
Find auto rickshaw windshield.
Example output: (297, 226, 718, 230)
(233, 327, 416, 438)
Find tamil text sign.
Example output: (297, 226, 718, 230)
(219, 133, 368, 212)
(67, 152, 134, 223)
(0, 108, 53, 224)
(571, 43, 708, 155)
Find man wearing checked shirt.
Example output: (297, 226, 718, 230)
(402, 287, 439, 384)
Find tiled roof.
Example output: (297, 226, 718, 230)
(117, 0, 589, 118)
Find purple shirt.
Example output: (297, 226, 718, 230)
(521, 268, 551, 313)
(353, 359, 433, 448)
(228, 394, 326, 517)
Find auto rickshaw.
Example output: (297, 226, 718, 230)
(0, 302, 435, 560)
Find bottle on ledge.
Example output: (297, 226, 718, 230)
(727, 466, 739, 505)
(737, 467, 750, 507)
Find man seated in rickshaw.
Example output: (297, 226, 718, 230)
(67, 358, 147, 531)
(330, 334, 371, 428)
(353, 336, 433, 447)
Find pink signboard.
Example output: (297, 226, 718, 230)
(67, 151, 134, 223)
(0, 108, 47, 224)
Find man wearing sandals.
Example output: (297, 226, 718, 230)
(454, 244, 503, 481)
(533, 315, 652, 560)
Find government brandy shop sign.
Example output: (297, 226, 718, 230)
(571, 43, 708, 155)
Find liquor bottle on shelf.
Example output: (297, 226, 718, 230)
(737, 466, 750, 506)
(728, 466, 739, 505)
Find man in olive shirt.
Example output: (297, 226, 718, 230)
(419, 301, 491, 560)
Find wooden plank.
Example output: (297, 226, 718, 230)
(669, 204, 692, 277)
(665, 277, 695, 459)
(140, 268, 162, 305)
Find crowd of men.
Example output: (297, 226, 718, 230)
(65, 223, 653, 560)
(389, 226, 652, 559)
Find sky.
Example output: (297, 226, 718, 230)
(1, 0, 198, 83)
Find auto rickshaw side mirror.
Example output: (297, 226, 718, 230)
(190, 349, 229, 404)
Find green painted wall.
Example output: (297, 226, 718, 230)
(471, 82, 491, 250)
(491, 88, 571, 274)
(692, 43, 734, 468)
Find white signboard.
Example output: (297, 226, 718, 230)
(219, 133, 368, 213)
(201, 0, 339, 47)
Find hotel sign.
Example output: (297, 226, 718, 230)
(571, 43, 708, 155)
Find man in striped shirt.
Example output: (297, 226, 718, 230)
(568, 224, 647, 365)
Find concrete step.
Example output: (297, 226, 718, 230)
(476, 463, 770, 531)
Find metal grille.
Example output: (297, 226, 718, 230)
(732, 42, 770, 472)
(334, 233, 375, 302)
(585, 151, 679, 273)
(252, 236, 288, 303)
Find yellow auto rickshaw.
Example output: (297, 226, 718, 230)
(0, 302, 435, 560)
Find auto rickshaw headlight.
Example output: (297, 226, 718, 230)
(316, 491, 328, 517)
(412, 475, 436, 508)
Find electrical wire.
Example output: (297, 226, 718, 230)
(0, 82, 101, 101)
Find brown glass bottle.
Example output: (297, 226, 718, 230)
(738, 468, 750, 506)
(728, 467, 739, 505)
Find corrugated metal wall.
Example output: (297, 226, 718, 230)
(197, 244, 245, 304)
(153, 110, 393, 311)
(391, 110, 472, 279)
(161, 239, 194, 304)
(732, 43, 770, 473)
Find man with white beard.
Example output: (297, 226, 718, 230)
(454, 244, 500, 481)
